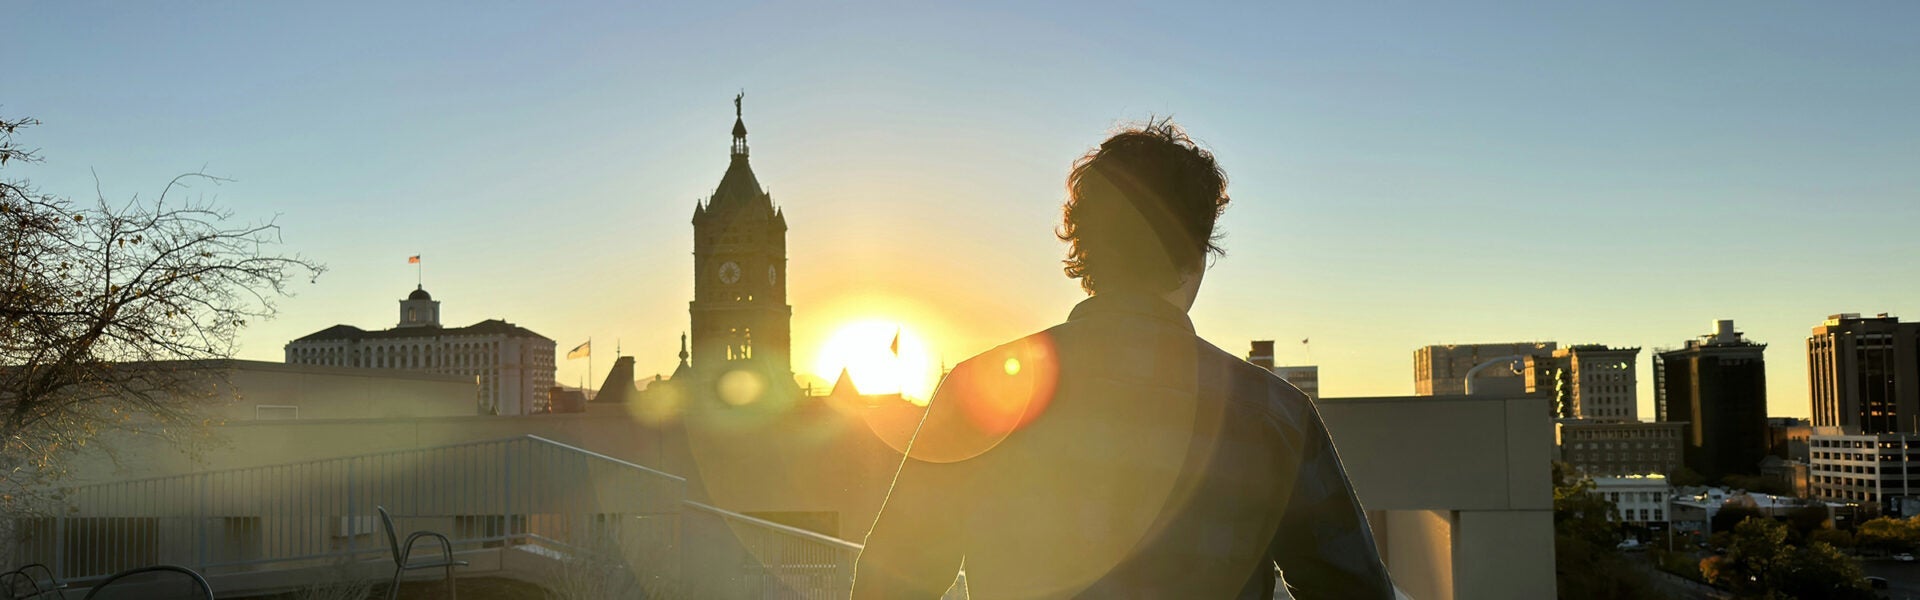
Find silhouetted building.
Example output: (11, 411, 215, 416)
(285, 286, 556, 415)
(1528, 345, 1641, 421)
(1559, 420, 1685, 477)
(1247, 340, 1318, 401)
(1768, 417, 1813, 462)
(1414, 342, 1557, 396)
(1654, 320, 1769, 481)
(688, 94, 795, 387)
(548, 387, 587, 414)
(591, 355, 641, 405)
(1808, 313, 1920, 434)
(1760, 456, 1810, 498)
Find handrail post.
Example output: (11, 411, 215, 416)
(196, 472, 208, 573)
(53, 509, 66, 580)
(346, 459, 356, 557)
(503, 439, 514, 546)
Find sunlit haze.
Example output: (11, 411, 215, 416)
(813, 320, 938, 403)
(8, 2, 1920, 420)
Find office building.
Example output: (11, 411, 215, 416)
(1532, 345, 1641, 421)
(1809, 431, 1920, 517)
(1808, 313, 1920, 434)
(1654, 320, 1769, 480)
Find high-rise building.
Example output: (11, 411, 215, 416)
(1247, 340, 1318, 401)
(689, 93, 794, 383)
(1808, 313, 1920, 434)
(285, 286, 556, 415)
(1654, 320, 1769, 480)
(1414, 342, 1557, 396)
(1805, 313, 1920, 513)
(1531, 345, 1642, 421)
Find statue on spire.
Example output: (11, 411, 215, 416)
(730, 90, 750, 156)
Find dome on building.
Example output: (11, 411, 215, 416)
(408, 286, 432, 301)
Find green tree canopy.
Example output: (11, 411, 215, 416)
(1707, 517, 1873, 599)
(1854, 515, 1920, 553)
(1553, 461, 1619, 548)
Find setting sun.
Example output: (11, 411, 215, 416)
(813, 320, 939, 404)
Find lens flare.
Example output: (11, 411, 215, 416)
(716, 369, 766, 406)
(873, 333, 1061, 464)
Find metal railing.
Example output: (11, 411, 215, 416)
(3, 435, 869, 598)
(685, 501, 862, 599)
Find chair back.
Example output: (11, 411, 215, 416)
(2, 569, 41, 599)
(3, 564, 59, 599)
(81, 565, 211, 600)
(377, 505, 403, 566)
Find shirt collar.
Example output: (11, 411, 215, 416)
(1068, 292, 1195, 333)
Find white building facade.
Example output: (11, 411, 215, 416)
(1809, 431, 1920, 516)
(284, 286, 557, 415)
(1593, 475, 1671, 525)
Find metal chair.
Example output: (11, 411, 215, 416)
(0, 570, 35, 600)
(81, 565, 211, 600)
(377, 505, 466, 600)
(2, 564, 64, 600)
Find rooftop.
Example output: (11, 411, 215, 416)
(290, 318, 550, 343)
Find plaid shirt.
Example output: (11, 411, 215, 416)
(855, 293, 1393, 599)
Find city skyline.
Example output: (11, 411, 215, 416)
(9, 2, 1920, 418)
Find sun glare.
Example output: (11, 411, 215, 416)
(814, 320, 939, 404)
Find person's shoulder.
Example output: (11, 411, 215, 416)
(909, 326, 1072, 463)
(1192, 338, 1316, 424)
(1193, 338, 1283, 387)
(946, 324, 1072, 379)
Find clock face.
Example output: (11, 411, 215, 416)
(718, 261, 741, 285)
(767, 265, 778, 285)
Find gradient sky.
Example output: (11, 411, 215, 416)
(7, 1, 1919, 419)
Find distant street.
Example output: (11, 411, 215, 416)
(1624, 552, 1728, 600)
(1864, 559, 1920, 600)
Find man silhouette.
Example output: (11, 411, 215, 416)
(854, 121, 1394, 599)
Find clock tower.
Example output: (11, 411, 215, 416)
(690, 93, 792, 379)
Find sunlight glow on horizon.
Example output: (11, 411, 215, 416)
(9, 3, 1920, 421)
(813, 320, 939, 403)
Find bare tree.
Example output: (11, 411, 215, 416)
(0, 114, 323, 510)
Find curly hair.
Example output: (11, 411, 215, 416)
(1058, 119, 1229, 294)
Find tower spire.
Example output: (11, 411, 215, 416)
(678, 332, 690, 367)
(731, 91, 749, 157)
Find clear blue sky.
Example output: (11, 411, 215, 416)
(7, 1, 1919, 418)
